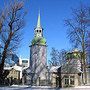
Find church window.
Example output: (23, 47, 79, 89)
(64, 75, 74, 86)
(64, 76, 69, 85)
(70, 76, 74, 85)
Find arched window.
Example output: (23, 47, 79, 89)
(39, 30, 41, 33)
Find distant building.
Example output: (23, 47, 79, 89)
(19, 57, 29, 68)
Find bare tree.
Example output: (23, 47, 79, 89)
(50, 48, 67, 66)
(50, 47, 59, 66)
(58, 49, 67, 65)
(0, 0, 26, 84)
(65, 3, 90, 84)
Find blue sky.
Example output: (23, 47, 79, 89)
(1, 0, 90, 61)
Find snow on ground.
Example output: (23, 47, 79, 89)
(74, 85, 90, 88)
(0, 85, 90, 90)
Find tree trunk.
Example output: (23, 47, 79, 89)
(81, 51, 87, 84)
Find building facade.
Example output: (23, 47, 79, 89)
(49, 49, 90, 87)
(49, 49, 82, 87)
(50, 62, 82, 87)
(4, 64, 22, 85)
(29, 12, 48, 85)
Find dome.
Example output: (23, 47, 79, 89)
(31, 37, 46, 45)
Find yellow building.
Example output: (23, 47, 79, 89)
(7, 68, 20, 80)
(4, 64, 22, 84)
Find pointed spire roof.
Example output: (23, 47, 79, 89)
(37, 11, 41, 28)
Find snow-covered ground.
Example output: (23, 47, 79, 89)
(74, 85, 90, 88)
(0, 85, 90, 90)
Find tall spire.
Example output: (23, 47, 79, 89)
(37, 10, 41, 28)
(34, 11, 43, 37)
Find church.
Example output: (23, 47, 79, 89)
(25, 12, 48, 86)
(22, 12, 90, 87)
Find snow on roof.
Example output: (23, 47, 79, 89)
(22, 66, 29, 70)
(13, 65, 22, 71)
(49, 65, 82, 74)
(50, 66, 61, 73)
(4, 67, 12, 70)
(4, 64, 22, 71)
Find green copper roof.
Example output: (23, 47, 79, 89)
(66, 52, 81, 60)
(31, 37, 46, 45)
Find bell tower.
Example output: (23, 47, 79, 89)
(34, 12, 43, 37)
(30, 11, 47, 86)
